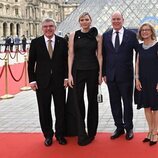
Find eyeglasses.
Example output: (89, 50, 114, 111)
(140, 29, 151, 32)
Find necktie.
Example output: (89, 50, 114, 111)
(48, 40, 53, 58)
(115, 32, 120, 52)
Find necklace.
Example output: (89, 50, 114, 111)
(142, 41, 157, 50)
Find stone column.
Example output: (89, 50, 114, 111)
(30, 7, 32, 18)
(35, 23, 40, 37)
(27, 7, 30, 19)
(14, 23, 17, 36)
(0, 22, 3, 37)
(36, 23, 39, 36)
(19, 23, 23, 37)
(29, 23, 33, 37)
(35, 7, 39, 19)
(12, 23, 16, 36)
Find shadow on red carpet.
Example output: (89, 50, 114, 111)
(0, 133, 157, 158)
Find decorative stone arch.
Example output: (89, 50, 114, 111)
(5, 4, 10, 9)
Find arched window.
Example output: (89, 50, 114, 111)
(16, 23, 20, 36)
(10, 23, 14, 35)
(3, 23, 7, 37)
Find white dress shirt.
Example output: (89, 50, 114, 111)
(112, 27, 124, 47)
(44, 35, 55, 50)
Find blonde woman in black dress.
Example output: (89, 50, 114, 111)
(135, 23, 158, 146)
(67, 12, 102, 146)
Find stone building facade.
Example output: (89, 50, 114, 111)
(0, 0, 80, 38)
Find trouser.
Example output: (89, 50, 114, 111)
(74, 69, 99, 139)
(36, 77, 66, 138)
(107, 79, 133, 131)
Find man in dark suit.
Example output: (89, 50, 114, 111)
(102, 11, 139, 140)
(28, 18, 68, 146)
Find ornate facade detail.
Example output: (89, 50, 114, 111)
(0, 0, 80, 39)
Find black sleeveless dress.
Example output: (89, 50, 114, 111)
(134, 42, 158, 110)
(73, 27, 99, 71)
(64, 27, 99, 136)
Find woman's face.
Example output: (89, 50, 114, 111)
(79, 15, 92, 29)
(140, 25, 152, 40)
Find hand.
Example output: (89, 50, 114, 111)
(98, 74, 103, 85)
(64, 79, 68, 88)
(68, 74, 74, 88)
(30, 82, 38, 91)
(135, 79, 142, 91)
(156, 83, 158, 92)
(103, 76, 107, 84)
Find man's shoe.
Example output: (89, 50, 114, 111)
(44, 138, 52, 146)
(56, 137, 67, 145)
(111, 129, 125, 139)
(126, 129, 134, 140)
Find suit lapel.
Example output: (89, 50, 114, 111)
(108, 30, 114, 49)
(39, 36, 50, 58)
(120, 28, 129, 47)
(53, 35, 60, 56)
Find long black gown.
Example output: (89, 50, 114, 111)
(135, 42, 158, 110)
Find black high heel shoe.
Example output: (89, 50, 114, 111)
(149, 134, 158, 146)
(142, 132, 151, 143)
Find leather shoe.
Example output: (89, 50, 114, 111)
(111, 129, 125, 139)
(78, 136, 92, 146)
(56, 137, 67, 145)
(44, 138, 52, 146)
(126, 130, 134, 140)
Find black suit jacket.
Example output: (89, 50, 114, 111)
(28, 35, 68, 88)
(102, 28, 139, 82)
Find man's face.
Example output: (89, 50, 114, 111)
(111, 12, 124, 31)
(42, 21, 56, 39)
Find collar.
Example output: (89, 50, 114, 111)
(44, 35, 55, 43)
(112, 27, 124, 34)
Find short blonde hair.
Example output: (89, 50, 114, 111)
(138, 23, 156, 41)
(78, 12, 92, 22)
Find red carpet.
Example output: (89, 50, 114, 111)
(0, 133, 157, 158)
(0, 63, 29, 96)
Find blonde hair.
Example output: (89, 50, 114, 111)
(78, 12, 92, 22)
(138, 23, 156, 41)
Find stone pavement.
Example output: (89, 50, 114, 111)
(0, 83, 148, 133)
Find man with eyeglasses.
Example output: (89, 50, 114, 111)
(28, 18, 68, 146)
(102, 11, 139, 140)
